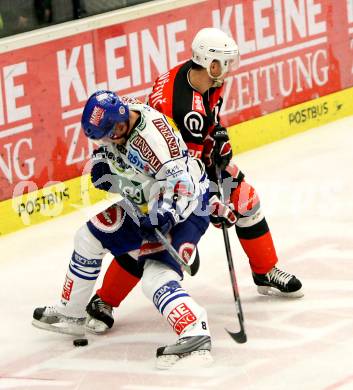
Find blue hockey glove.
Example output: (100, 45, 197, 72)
(139, 209, 179, 242)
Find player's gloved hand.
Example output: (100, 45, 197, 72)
(209, 194, 237, 229)
(212, 125, 232, 170)
(139, 209, 179, 242)
(91, 147, 120, 193)
(203, 125, 232, 170)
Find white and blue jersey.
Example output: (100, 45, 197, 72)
(87, 102, 210, 275)
(91, 102, 209, 222)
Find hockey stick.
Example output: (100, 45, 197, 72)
(121, 199, 196, 276)
(153, 229, 196, 276)
(216, 168, 247, 343)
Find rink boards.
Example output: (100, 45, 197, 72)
(1, 84, 353, 236)
(1, 0, 353, 236)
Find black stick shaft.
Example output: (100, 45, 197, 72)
(220, 221, 245, 324)
(217, 168, 247, 342)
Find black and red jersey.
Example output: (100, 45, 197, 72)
(148, 60, 223, 159)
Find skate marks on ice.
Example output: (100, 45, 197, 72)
(0, 333, 247, 390)
(200, 236, 353, 389)
(1, 238, 352, 390)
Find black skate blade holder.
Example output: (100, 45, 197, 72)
(216, 167, 248, 344)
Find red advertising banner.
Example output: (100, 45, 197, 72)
(0, 0, 352, 203)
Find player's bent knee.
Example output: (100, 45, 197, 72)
(141, 259, 181, 301)
(74, 224, 107, 260)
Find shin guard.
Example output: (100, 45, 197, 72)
(231, 181, 278, 274)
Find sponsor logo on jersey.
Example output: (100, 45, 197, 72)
(184, 111, 204, 137)
(101, 147, 129, 170)
(89, 106, 105, 126)
(165, 164, 183, 178)
(115, 144, 127, 155)
(128, 150, 145, 170)
(131, 135, 162, 172)
(167, 303, 197, 335)
(152, 118, 180, 158)
(62, 275, 74, 301)
(192, 92, 206, 115)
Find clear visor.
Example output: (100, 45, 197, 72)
(226, 57, 239, 72)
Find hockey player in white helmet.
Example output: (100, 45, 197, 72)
(191, 27, 240, 87)
(86, 27, 303, 335)
(32, 90, 213, 369)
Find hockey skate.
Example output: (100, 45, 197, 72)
(253, 266, 303, 298)
(85, 294, 114, 334)
(32, 306, 86, 336)
(156, 335, 213, 370)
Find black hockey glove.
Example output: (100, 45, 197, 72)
(209, 194, 237, 229)
(213, 125, 232, 170)
(203, 125, 232, 170)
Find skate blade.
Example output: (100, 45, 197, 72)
(85, 318, 110, 335)
(32, 319, 85, 336)
(156, 350, 213, 370)
(257, 286, 304, 298)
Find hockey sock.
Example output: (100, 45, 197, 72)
(231, 180, 278, 274)
(153, 280, 210, 337)
(58, 225, 107, 318)
(142, 260, 210, 338)
(238, 228, 278, 274)
(96, 255, 142, 307)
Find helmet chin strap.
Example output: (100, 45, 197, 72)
(206, 63, 227, 87)
(211, 78, 224, 87)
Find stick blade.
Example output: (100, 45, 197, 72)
(189, 248, 200, 276)
(225, 328, 247, 344)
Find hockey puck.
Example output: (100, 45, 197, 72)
(73, 338, 88, 347)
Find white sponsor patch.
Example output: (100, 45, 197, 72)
(96, 93, 109, 101)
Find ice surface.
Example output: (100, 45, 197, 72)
(1, 116, 353, 390)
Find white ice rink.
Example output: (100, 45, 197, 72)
(1, 116, 352, 390)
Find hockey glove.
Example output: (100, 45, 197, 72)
(203, 125, 232, 170)
(139, 209, 179, 242)
(209, 194, 237, 229)
(213, 125, 232, 170)
(91, 148, 121, 193)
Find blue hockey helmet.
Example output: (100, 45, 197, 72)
(81, 90, 129, 140)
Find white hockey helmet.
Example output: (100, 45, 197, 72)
(191, 27, 240, 81)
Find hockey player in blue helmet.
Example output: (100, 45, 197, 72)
(81, 90, 131, 143)
(33, 89, 213, 369)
